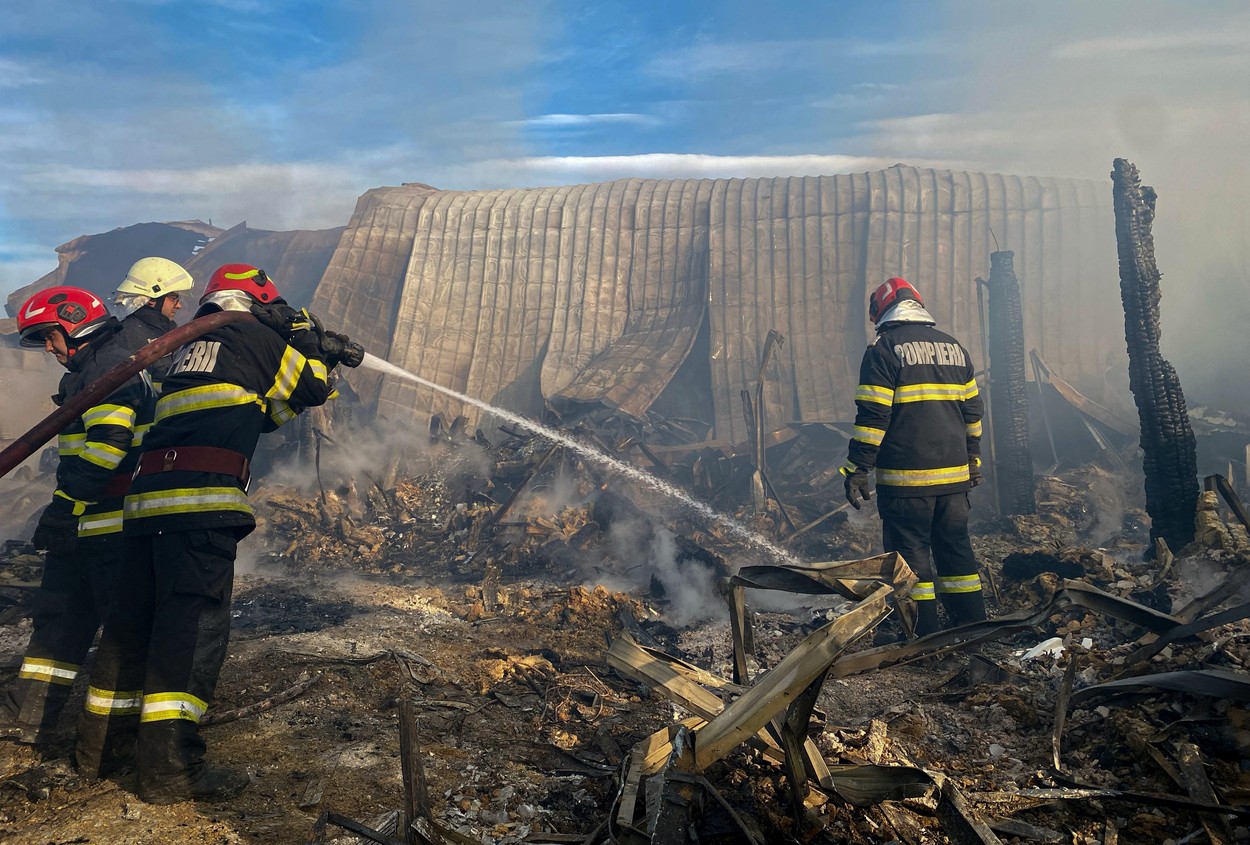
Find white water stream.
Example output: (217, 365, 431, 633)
(360, 353, 802, 567)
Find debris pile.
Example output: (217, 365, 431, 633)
(2, 414, 1250, 843)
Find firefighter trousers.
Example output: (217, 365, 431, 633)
(2, 542, 121, 744)
(76, 529, 238, 785)
(879, 492, 986, 636)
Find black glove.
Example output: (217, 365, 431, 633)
(843, 469, 873, 510)
(32, 497, 80, 556)
(249, 302, 302, 336)
(969, 458, 983, 488)
(320, 331, 365, 369)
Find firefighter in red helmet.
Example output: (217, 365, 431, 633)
(842, 277, 987, 637)
(2, 287, 157, 747)
(76, 264, 362, 803)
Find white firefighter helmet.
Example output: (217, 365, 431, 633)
(113, 257, 194, 312)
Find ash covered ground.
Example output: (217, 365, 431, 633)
(1, 427, 1248, 845)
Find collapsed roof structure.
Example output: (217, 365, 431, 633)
(312, 165, 1119, 444)
(3, 220, 343, 325)
(3, 164, 1123, 451)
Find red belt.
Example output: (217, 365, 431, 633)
(134, 446, 251, 486)
(101, 472, 134, 499)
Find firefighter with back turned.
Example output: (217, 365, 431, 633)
(841, 277, 987, 637)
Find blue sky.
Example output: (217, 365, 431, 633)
(2, 0, 1248, 300)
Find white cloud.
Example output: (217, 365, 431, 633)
(1052, 29, 1250, 58)
(813, 82, 906, 110)
(645, 37, 942, 80)
(0, 58, 44, 89)
(507, 113, 659, 128)
(448, 152, 969, 187)
(25, 161, 357, 195)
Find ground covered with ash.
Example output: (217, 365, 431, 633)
(1, 433, 1249, 844)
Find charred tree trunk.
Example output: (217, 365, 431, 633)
(986, 251, 1036, 515)
(1111, 158, 1198, 552)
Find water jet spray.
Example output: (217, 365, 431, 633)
(358, 353, 803, 567)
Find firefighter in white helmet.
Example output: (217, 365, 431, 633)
(113, 257, 194, 391)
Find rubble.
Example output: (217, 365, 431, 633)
(2, 417, 1250, 844)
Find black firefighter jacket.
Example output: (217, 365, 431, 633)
(122, 317, 333, 538)
(114, 305, 178, 391)
(844, 321, 983, 498)
(52, 320, 157, 541)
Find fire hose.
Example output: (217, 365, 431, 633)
(0, 310, 255, 481)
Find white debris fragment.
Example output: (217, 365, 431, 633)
(1017, 636, 1065, 660)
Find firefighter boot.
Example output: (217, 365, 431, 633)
(1, 678, 73, 746)
(140, 765, 249, 805)
(137, 720, 248, 804)
(74, 710, 139, 781)
(913, 599, 941, 638)
(941, 590, 987, 627)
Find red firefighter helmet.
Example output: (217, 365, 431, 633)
(17, 286, 111, 348)
(201, 263, 281, 305)
(869, 277, 924, 324)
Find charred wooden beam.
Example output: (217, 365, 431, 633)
(1111, 158, 1198, 552)
(985, 251, 1035, 514)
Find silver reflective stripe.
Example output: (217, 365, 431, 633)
(266, 347, 304, 401)
(140, 692, 208, 723)
(124, 486, 251, 519)
(155, 384, 262, 422)
(82, 404, 136, 430)
(80, 441, 127, 470)
(268, 399, 297, 426)
(19, 658, 78, 684)
(86, 686, 143, 715)
(78, 512, 124, 536)
(909, 581, 936, 601)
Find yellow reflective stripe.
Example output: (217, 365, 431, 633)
(124, 486, 251, 519)
(19, 657, 79, 685)
(939, 574, 983, 594)
(852, 425, 885, 446)
(79, 441, 127, 470)
(855, 384, 894, 406)
(78, 510, 124, 537)
(909, 581, 936, 601)
(876, 464, 972, 487)
(58, 432, 87, 456)
(268, 399, 297, 426)
(140, 691, 209, 724)
(156, 383, 263, 422)
(966, 420, 983, 437)
(894, 383, 967, 403)
(133, 423, 152, 446)
(224, 268, 260, 280)
(839, 461, 860, 477)
(308, 357, 328, 384)
(53, 489, 91, 515)
(86, 686, 144, 716)
(964, 379, 979, 400)
(266, 347, 305, 401)
(82, 404, 136, 431)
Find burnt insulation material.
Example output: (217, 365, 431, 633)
(986, 250, 1036, 514)
(1110, 158, 1198, 552)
